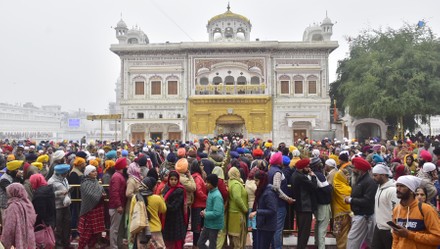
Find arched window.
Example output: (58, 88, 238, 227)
(213, 76, 222, 85)
(199, 77, 209, 85)
(128, 38, 139, 44)
(225, 76, 234, 85)
(251, 76, 260, 85)
(237, 76, 246, 85)
(225, 27, 233, 38)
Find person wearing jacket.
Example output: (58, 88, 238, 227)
(344, 157, 376, 249)
(198, 174, 224, 249)
(211, 166, 228, 249)
(392, 175, 440, 248)
(175, 158, 196, 223)
(227, 167, 248, 249)
(191, 160, 208, 247)
(108, 157, 128, 249)
(371, 164, 399, 249)
(310, 157, 333, 249)
(290, 158, 318, 249)
(249, 170, 278, 249)
(268, 152, 294, 249)
(30, 173, 56, 228)
(48, 163, 72, 249)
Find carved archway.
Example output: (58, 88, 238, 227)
(215, 114, 246, 136)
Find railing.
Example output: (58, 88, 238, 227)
(195, 84, 266, 95)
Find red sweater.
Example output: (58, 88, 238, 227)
(108, 171, 127, 209)
(191, 173, 207, 208)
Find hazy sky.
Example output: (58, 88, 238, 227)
(0, 0, 438, 114)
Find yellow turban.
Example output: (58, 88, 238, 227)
(89, 159, 99, 167)
(289, 145, 298, 153)
(31, 162, 44, 170)
(6, 160, 24, 171)
(329, 154, 340, 166)
(7, 154, 15, 162)
(73, 157, 86, 167)
(36, 154, 49, 163)
(104, 160, 115, 173)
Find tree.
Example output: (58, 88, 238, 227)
(330, 24, 440, 136)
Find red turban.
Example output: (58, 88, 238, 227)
(296, 158, 310, 170)
(114, 157, 127, 170)
(252, 148, 264, 157)
(420, 150, 432, 162)
(352, 157, 371, 171)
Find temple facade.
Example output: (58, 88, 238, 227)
(111, 5, 338, 144)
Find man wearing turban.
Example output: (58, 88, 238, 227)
(0, 160, 24, 227)
(344, 157, 376, 249)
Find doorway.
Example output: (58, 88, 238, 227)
(293, 129, 307, 142)
(131, 132, 145, 144)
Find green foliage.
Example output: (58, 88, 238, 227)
(330, 24, 440, 132)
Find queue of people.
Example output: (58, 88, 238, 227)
(0, 135, 440, 249)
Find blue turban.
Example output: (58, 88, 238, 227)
(282, 156, 291, 166)
(54, 164, 71, 174)
(230, 151, 239, 159)
(373, 154, 384, 163)
(236, 148, 245, 154)
(106, 150, 117, 160)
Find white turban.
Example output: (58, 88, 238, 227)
(325, 159, 336, 168)
(372, 163, 392, 177)
(52, 150, 65, 161)
(312, 149, 320, 158)
(422, 162, 436, 173)
(84, 165, 96, 176)
(396, 175, 422, 193)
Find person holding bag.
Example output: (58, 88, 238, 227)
(77, 165, 106, 249)
(30, 173, 56, 249)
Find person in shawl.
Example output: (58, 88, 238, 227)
(227, 167, 248, 249)
(162, 170, 187, 249)
(78, 165, 106, 249)
(134, 176, 167, 249)
(1, 183, 37, 249)
(23, 164, 39, 201)
(30, 173, 56, 228)
(126, 161, 143, 247)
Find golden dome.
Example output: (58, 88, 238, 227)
(208, 6, 250, 25)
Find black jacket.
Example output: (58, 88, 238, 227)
(290, 171, 318, 212)
(33, 185, 56, 227)
(350, 172, 376, 216)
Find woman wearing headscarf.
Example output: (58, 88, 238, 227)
(162, 170, 187, 249)
(134, 176, 167, 249)
(1, 183, 37, 249)
(126, 161, 143, 248)
(190, 160, 208, 247)
(212, 166, 228, 249)
(155, 167, 170, 196)
(78, 165, 106, 249)
(227, 167, 248, 249)
(30, 173, 56, 228)
(249, 170, 278, 249)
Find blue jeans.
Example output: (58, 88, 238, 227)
(271, 206, 286, 249)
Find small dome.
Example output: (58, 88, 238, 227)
(117, 19, 127, 28)
(208, 5, 250, 25)
(322, 16, 332, 25)
(249, 66, 262, 74)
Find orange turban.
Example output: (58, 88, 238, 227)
(73, 157, 86, 167)
(175, 158, 188, 173)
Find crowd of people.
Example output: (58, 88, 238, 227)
(0, 134, 440, 249)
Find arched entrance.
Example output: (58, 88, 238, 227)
(355, 123, 381, 143)
(215, 114, 246, 136)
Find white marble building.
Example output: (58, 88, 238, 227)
(111, 5, 338, 144)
